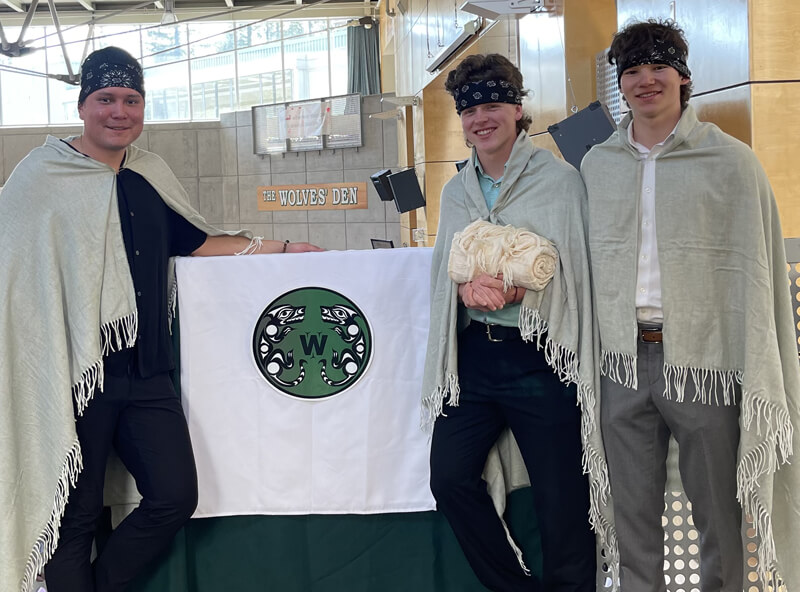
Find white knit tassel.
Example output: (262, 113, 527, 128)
(576, 383, 620, 590)
(21, 437, 83, 592)
(100, 312, 139, 355)
(420, 373, 460, 432)
(167, 277, 178, 333)
(576, 382, 597, 452)
(72, 359, 104, 416)
(600, 350, 637, 390)
(518, 305, 548, 348)
(235, 236, 263, 256)
(500, 517, 531, 576)
(736, 392, 793, 589)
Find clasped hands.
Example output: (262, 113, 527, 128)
(457, 273, 523, 312)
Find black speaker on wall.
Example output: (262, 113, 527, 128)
(387, 168, 426, 214)
(370, 169, 395, 202)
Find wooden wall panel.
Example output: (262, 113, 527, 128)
(563, 0, 617, 108)
(751, 82, 800, 238)
(750, 0, 800, 80)
(690, 84, 752, 146)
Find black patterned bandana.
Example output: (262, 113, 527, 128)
(453, 79, 523, 114)
(615, 37, 691, 86)
(79, 47, 145, 105)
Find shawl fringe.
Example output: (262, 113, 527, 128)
(600, 350, 637, 390)
(235, 236, 264, 256)
(663, 364, 742, 405)
(500, 517, 531, 576)
(736, 394, 793, 583)
(29, 313, 140, 590)
(100, 312, 138, 357)
(71, 359, 104, 417)
(420, 373, 460, 433)
(521, 306, 620, 586)
(21, 437, 83, 592)
(168, 278, 178, 334)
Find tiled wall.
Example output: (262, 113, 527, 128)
(0, 94, 403, 251)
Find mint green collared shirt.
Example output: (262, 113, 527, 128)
(466, 161, 520, 327)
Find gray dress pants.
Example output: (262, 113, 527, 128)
(601, 338, 742, 592)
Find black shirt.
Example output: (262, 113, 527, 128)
(105, 168, 207, 377)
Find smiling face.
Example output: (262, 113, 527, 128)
(78, 87, 145, 166)
(619, 62, 688, 124)
(460, 102, 522, 165)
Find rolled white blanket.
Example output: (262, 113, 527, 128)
(448, 219, 558, 291)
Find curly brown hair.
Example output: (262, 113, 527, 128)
(608, 19, 693, 110)
(445, 54, 532, 135)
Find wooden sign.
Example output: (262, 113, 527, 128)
(257, 182, 368, 211)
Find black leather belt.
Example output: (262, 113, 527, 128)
(639, 326, 663, 343)
(473, 322, 521, 342)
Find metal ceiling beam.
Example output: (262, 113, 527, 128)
(76, 0, 95, 11)
(224, 0, 234, 7)
(0, 0, 25, 13)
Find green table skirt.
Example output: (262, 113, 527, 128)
(130, 488, 540, 592)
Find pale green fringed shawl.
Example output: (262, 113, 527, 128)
(421, 131, 618, 585)
(0, 136, 248, 592)
(581, 105, 800, 589)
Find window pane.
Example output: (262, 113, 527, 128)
(283, 20, 309, 38)
(45, 24, 88, 123)
(190, 51, 235, 119)
(283, 31, 329, 101)
(93, 25, 142, 57)
(330, 26, 348, 96)
(235, 20, 280, 49)
(189, 22, 235, 58)
(0, 31, 48, 126)
(142, 24, 187, 67)
(309, 19, 328, 33)
(144, 61, 190, 120)
(237, 41, 283, 107)
(48, 80, 82, 124)
(45, 24, 88, 80)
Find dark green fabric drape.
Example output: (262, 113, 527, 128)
(130, 488, 541, 592)
(347, 25, 381, 96)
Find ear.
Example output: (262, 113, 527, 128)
(77, 102, 86, 121)
(679, 76, 690, 86)
(514, 104, 522, 121)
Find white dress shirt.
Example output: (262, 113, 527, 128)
(628, 123, 675, 324)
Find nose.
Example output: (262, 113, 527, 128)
(110, 100, 127, 118)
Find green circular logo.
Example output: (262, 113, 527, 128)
(252, 287, 373, 400)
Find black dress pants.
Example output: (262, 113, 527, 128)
(45, 371, 198, 592)
(430, 323, 596, 592)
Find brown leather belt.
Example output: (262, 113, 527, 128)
(639, 327, 663, 343)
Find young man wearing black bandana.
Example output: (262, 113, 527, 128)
(582, 20, 800, 592)
(0, 46, 321, 592)
(423, 54, 599, 591)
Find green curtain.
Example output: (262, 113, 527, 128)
(347, 25, 381, 96)
(130, 488, 541, 592)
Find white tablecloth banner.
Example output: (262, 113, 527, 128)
(176, 248, 435, 517)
